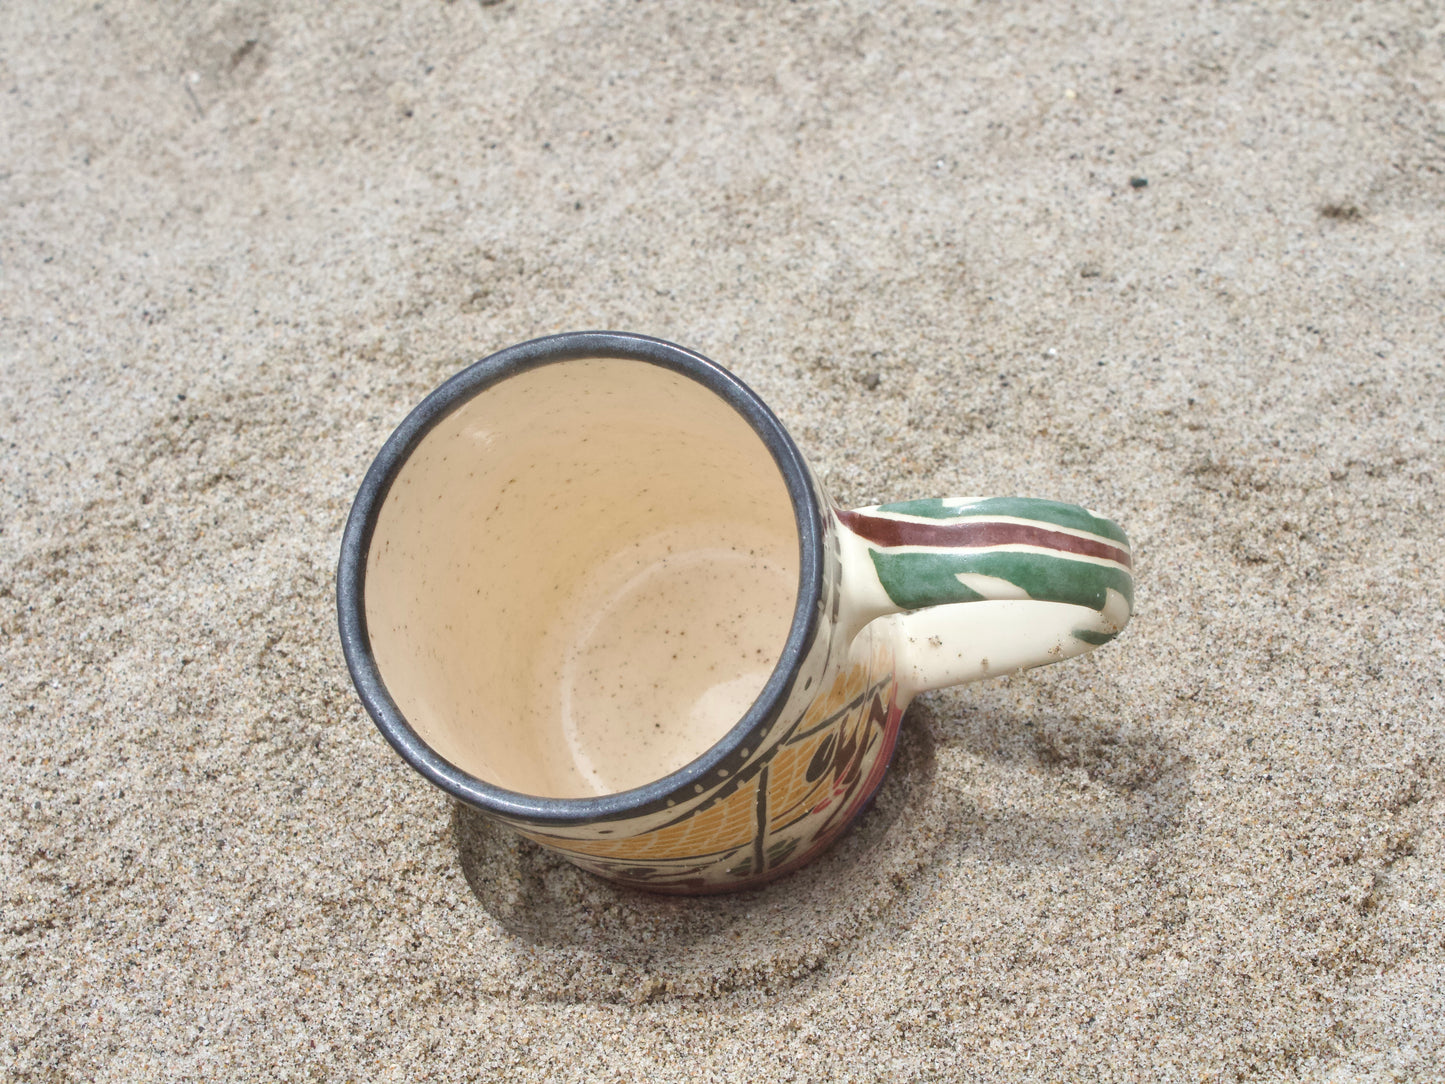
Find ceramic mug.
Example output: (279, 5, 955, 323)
(337, 332, 1132, 894)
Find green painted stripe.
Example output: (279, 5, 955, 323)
(873, 497, 1130, 547)
(1071, 628, 1119, 646)
(868, 549, 1134, 613)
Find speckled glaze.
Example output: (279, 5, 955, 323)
(337, 332, 1133, 893)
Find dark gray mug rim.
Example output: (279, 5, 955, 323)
(336, 331, 826, 827)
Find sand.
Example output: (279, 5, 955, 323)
(2, 1, 1442, 1080)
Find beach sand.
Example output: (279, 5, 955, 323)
(2, 2, 1442, 1079)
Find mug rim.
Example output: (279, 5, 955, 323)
(336, 331, 827, 826)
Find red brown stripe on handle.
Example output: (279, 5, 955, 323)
(837, 509, 1133, 569)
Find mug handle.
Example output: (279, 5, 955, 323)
(837, 497, 1133, 698)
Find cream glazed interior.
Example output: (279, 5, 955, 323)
(363, 358, 800, 799)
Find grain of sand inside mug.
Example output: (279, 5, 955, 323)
(363, 358, 799, 797)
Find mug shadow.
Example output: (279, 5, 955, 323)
(453, 697, 1191, 1004)
(454, 711, 955, 1003)
(927, 685, 1193, 867)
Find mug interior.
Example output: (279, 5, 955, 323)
(362, 357, 800, 799)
